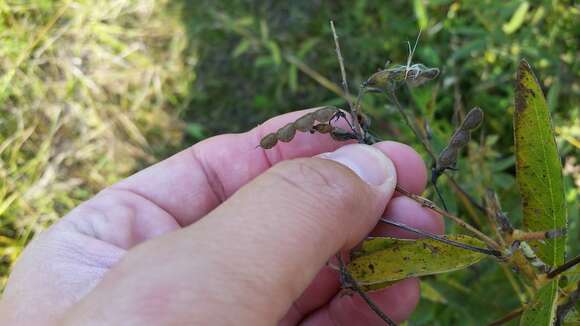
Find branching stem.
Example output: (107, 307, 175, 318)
(395, 185, 501, 251)
(379, 219, 502, 257)
(336, 254, 397, 325)
(547, 255, 580, 279)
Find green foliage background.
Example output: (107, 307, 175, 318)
(1, 0, 578, 324)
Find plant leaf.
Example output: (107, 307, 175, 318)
(503, 2, 530, 34)
(347, 235, 487, 292)
(520, 279, 559, 325)
(515, 59, 567, 266)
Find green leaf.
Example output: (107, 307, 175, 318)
(520, 279, 559, 326)
(232, 40, 251, 58)
(413, 0, 429, 29)
(266, 41, 281, 65)
(420, 281, 447, 303)
(503, 2, 530, 34)
(347, 235, 487, 292)
(515, 59, 567, 266)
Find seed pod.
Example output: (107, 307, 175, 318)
(449, 129, 470, 148)
(405, 65, 440, 87)
(331, 127, 357, 141)
(313, 106, 340, 123)
(436, 146, 458, 170)
(362, 68, 400, 91)
(260, 133, 278, 149)
(312, 123, 333, 134)
(461, 107, 484, 130)
(276, 123, 296, 142)
(293, 113, 315, 132)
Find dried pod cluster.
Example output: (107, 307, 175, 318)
(259, 106, 355, 149)
(362, 64, 440, 92)
(435, 107, 484, 173)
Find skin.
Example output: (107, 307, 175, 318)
(0, 109, 443, 325)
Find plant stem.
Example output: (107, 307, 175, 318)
(386, 90, 436, 162)
(330, 21, 364, 142)
(395, 184, 501, 251)
(446, 174, 487, 214)
(488, 307, 523, 326)
(336, 254, 397, 325)
(547, 255, 580, 279)
(379, 218, 502, 257)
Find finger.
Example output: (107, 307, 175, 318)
(372, 196, 444, 238)
(301, 279, 420, 326)
(279, 141, 430, 324)
(373, 141, 427, 195)
(110, 108, 353, 227)
(297, 196, 444, 325)
(64, 144, 398, 325)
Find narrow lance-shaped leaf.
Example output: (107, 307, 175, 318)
(514, 59, 567, 266)
(520, 279, 559, 325)
(347, 235, 487, 292)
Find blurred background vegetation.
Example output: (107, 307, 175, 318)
(0, 0, 578, 324)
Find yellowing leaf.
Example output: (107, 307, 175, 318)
(520, 279, 559, 326)
(347, 235, 487, 292)
(515, 59, 567, 266)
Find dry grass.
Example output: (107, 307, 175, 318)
(0, 0, 195, 288)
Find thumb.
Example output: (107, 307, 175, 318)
(64, 144, 397, 325)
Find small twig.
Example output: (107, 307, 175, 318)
(511, 229, 566, 241)
(379, 219, 502, 257)
(395, 185, 501, 251)
(446, 174, 488, 214)
(386, 90, 437, 162)
(337, 254, 397, 325)
(547, 254, 580, 279)
(488, 307, 524, 326)
(330, 21, 352, 110)
(431, 180, 449, 212)
(330, 21, 364, 142)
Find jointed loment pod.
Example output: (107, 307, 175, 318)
(434, 107, 485, 174)
(257, 106, 351, 149)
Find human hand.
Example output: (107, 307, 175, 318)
(0, 109, 442, 325)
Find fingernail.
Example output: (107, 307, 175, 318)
(317, 144, 397, 188)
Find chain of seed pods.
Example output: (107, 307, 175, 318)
(258, 106, 358, 149)
(434, 107, 484, 174)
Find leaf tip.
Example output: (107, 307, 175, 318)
(515, 58, 539, 113)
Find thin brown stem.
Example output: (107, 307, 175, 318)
(488, 307, 523, 326)
(446, 174, 487, 214)
(387, 90, 436, 162)
(512, 229, 566, 241)
(395, 184, 501, 251)
(330, 21, 363, 141)
(336, 254, 397, 325)
(548, 255, 580, 279)
(380, 219, 502, 257)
